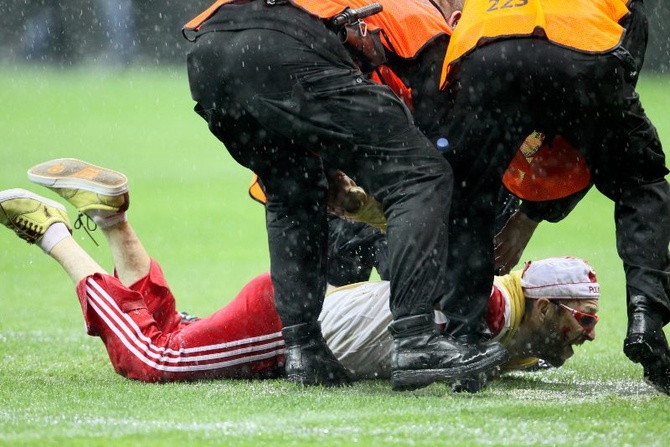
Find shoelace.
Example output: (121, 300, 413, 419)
(13, 216, 42, 243)
(74, 213, 99, 247)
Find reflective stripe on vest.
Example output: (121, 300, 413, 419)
(440, 0, 629, 86)
(184, 0, 451, 59)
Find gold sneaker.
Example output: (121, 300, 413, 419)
(0, 188, 71, 244)
(27, 158, 129, 213)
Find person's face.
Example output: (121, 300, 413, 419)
(529, 298, 599, 367)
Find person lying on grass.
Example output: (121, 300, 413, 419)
(0, 158, 599, 389)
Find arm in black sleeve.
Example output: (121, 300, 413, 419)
(518, 185, 592, 223)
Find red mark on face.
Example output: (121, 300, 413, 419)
(561, 325, 572, 341)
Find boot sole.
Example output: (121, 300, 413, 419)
(286, 373, 353, 387)
(623, 335, 653, 365)
(391, 348, 510, 392)
(623, 333, 670, 366)
(28, 158, 128, 196)
(624, 334, 670, 395)
(643, 373, 670, 395)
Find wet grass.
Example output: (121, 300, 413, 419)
(1, 66, 669, 446)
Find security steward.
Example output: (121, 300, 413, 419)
(182, 0, 509, 391)
(436, 0, 670, 394)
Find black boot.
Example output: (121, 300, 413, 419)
(388, 314, 509, 391)
(282, 321, 354, 387)
(623, 295, 670, 395)
(451, 334, 502, 393)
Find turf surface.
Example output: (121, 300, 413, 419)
(0, 67, 669, 446)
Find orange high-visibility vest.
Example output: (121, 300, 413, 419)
(502, 134, 591, 201)
(440, 0, 629, 86)
(184, 0, 451, 59)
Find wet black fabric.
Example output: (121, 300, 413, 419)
(519, 187, 591, 224)
(381, 34, 452, 139)
(326, 189, 519, 286)
(439, 37, 670, 336)
(186, 2, 453, 324)
(620, 0, 649, 84)
(326, 217, 389, 286)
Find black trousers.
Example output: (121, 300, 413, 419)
(620, 0, 649, 84)
(186, 3, 452, 325)
(440, 38, 670, 336)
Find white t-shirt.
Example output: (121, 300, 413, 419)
(319, 279, 516, 379)
(319, 281, 395, 379)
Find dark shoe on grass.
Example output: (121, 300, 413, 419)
(282, 322, 354, 387)
(389, 314, 509, 391)
(623, 296, 670, 395)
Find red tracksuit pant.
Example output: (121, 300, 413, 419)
(75, 260, 285, 382)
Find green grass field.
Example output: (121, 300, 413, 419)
(1, 66, 669, 446)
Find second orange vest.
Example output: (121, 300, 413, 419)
(441, 0, 629, 86)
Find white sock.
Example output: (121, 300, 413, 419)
(89, 211, 127, 229)
(38, 222, 71, 254)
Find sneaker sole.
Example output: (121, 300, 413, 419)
(391, 348, 510, 392)
(27, 158, 128, 196)
(0, 188, 67, 213)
